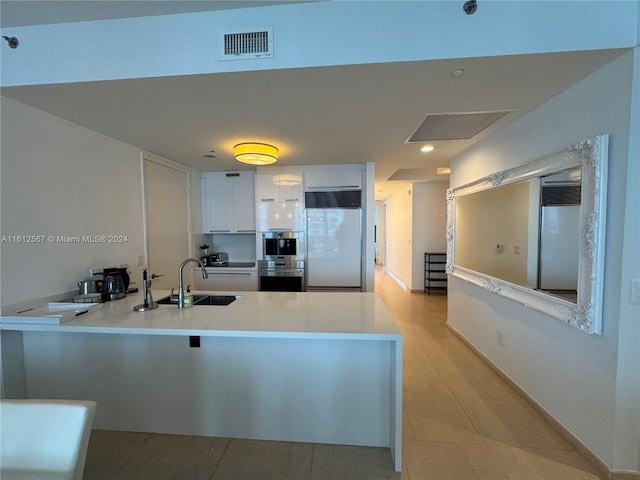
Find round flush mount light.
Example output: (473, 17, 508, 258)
(234, 142, 278, 165)
(450, 68, 465, 78)
(421, 145, 435, 153)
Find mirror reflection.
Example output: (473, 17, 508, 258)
(447, 134, 608, 334)
(455, 167, 582, 303)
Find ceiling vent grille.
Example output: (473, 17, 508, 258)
(406, 110, 513, 142)
(221, 28, 273, 60)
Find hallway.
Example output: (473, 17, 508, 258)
(82, 271, 603, 479)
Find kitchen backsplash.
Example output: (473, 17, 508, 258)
(193, 233, 256, 263)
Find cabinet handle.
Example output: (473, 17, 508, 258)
(207, 272, 251, 276)
(261, 198, 275, 202)
(209, 229, 231, 233)
(284, 198, 299, 202)
(307, 185, 360, 190)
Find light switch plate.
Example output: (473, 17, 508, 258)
(631, 279, 640, 304)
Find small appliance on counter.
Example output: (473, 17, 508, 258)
(77, 279, 102, 296)
(200, 244, 211, 266)
(74, 279, 104, 303)
(102, 271, 125, 301)
(97, 267, 129, 302)
(209, 252, 229, 266)
(104, 267, 130, 293)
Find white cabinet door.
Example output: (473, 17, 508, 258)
(202, 172, 255, 233)
(256, 172, 304, 231)
(232, 174, 256, 233)
(255, 173, 280, 203)
(305, 169, 362, 190)
(202, 176, 234, 233)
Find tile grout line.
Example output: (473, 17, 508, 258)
(111, 432, 155, 480)
(209, 438, 233, 480)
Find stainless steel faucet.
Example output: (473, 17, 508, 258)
(178, 258, 208, 309)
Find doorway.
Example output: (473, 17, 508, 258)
(142, 153, 191, 290)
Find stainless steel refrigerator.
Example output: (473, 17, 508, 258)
(305, 190, 362, 291)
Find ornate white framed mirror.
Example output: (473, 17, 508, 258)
(446, 134, 608, 334)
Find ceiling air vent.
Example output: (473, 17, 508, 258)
(406, 110, 513, 142)
(221, 28, 273, 60)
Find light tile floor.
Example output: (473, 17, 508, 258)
(83, 269, 603, 480)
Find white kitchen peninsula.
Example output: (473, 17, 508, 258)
(0, 291, 403, 471)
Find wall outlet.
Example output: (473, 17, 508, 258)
(136, 255, 144, 267)
(497, 331, 505, 347)
(514, 246, 520, 255)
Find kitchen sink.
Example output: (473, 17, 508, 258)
(156, 294, 237, 306)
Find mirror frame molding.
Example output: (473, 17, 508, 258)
(446, 134, 608, 334)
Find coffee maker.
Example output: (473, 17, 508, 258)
(102, 267, 129, 301)
(200, 244, 211, 267)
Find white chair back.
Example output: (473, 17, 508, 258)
(0, 399, 96, 480)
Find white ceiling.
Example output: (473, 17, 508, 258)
(0, 1, 625, 200)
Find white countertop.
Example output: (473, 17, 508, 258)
(0, 290, 402, 341)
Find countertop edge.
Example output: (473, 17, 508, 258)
(0, 322, 402, 341)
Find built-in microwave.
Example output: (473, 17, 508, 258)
(262, 231, 302, 260)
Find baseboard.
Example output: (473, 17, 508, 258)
(445, 321, 629, 480)
(384, 269, 411, 292)
(612, 472, 640, 480)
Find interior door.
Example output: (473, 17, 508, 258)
(143, 155, 190, 290)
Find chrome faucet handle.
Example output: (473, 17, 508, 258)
(133, 270, 158, 312)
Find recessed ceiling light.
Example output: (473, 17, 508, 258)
(421, 145, 435, 153)
(450, 69, 464, 78)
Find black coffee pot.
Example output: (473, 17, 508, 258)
(103, 268, 129, 301)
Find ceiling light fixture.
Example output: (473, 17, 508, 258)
(234, 142, 278, 165)
(421, 145, 435, 153)
(437, 167, 451, 175)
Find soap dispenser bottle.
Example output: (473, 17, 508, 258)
(183, 285, 193, 308)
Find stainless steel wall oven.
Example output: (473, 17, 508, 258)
(258, 260, 305, 292)
(259, 231, 305, 291)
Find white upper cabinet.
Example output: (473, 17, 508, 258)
(202, 172, 255, 233)
(304, 167, 363, 191)
(255, 169, 305, 231)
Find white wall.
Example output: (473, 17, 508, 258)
(384, 182, 448, 292)
(612, 39, 640, 474)
(0, 97, 204, 309)
(0, 96, 147, 308)
(2, 2, 636, 87)
(448, 50, 639, 473)
(385, 186, 413, 290)
(412, 182, 448, 291)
